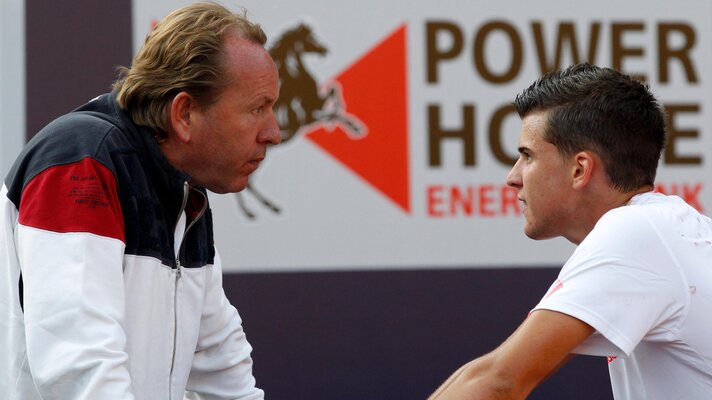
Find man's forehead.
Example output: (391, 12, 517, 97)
(519, 111, 549, 146)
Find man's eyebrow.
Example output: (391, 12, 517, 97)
(256, 95, 275, 104)
(517, 146, 531, 154)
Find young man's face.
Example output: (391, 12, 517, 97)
(185, 35, 281, 194)
(506, 110, 578, 241)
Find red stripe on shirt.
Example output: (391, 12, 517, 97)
(18, 157, 125, 242)
(544, 280, 564, 299)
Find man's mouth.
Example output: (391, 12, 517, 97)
(246, 157, 264, 173)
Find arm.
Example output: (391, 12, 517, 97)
(429, 310, 594, 400)
(185, 251, 264, 400)
(18, 158, 134, 399)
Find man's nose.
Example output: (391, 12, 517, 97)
(506, 160, 522, 188)
(261, 112, 282, 145)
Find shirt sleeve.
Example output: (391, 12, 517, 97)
(185, 249, 264, 400)
(533, 207, 686, 357)
(17, 157, 135, 399)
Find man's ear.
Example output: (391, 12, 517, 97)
(571, 151, 595, 190)
(168, 92, 196, 143)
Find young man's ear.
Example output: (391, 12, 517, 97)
(168, 92, 196, 143)
(571, 151, 596, 189)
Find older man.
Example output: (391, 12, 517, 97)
(1, 3, 279, 399)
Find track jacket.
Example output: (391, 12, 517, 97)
(0, 93, 264, 400)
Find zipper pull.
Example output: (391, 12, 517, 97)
(176, 260, 182, 278)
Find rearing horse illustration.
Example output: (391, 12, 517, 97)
(235, 23, 365, 219)
(271, 23, 366, 141)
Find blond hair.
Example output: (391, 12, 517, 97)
(113, 2, 267, 137)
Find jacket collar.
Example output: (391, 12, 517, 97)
(73, 92, 199, 223)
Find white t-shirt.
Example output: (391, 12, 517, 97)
(534, 192, 712, 400)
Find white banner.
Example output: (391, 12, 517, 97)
(0, 0, 25, 178)
(133, 0, 712, 272)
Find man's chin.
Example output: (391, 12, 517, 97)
(524, 223, 544, 240)
(227, 182, 249, 194)
(524, 227, 558, 241)
(204, 179, 248, 194)
(524, 230, 539, 240)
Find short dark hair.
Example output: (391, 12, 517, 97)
(513, 63, 666, 191)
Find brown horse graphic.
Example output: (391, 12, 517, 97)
(271, 24, 365, 141)
(236, 23, 366, 219)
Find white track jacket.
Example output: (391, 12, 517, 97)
(0, 93, 264, 400)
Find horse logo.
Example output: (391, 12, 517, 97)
(271, 24, 366, 141)
(236, 23, 366, 219)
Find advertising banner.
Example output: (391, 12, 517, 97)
(133, 0, 712, 271)
(0, 0, 25, 176)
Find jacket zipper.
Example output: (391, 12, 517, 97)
(167, 182, 207, 399)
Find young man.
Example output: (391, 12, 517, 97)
(1, 3, 279, 399)
(429, 63, 712, 399)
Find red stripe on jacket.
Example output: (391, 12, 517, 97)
(19, 157, 125, 242)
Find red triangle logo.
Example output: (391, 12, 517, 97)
(305, 25, 410, 213)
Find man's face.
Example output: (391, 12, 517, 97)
(506, 110, 577, 241)
(186, 35, 281, 194)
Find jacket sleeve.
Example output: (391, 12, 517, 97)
(17, 157, 135, 399)
(185, 250, 264, 400)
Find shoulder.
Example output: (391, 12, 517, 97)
(38, 110, 124, 150)
(6, 111, 131, 193)
(570, 192, 689, 273)
(592, 193, 686, 238)
(594, 192, 702, 244)
(584, 202, 661, 253)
